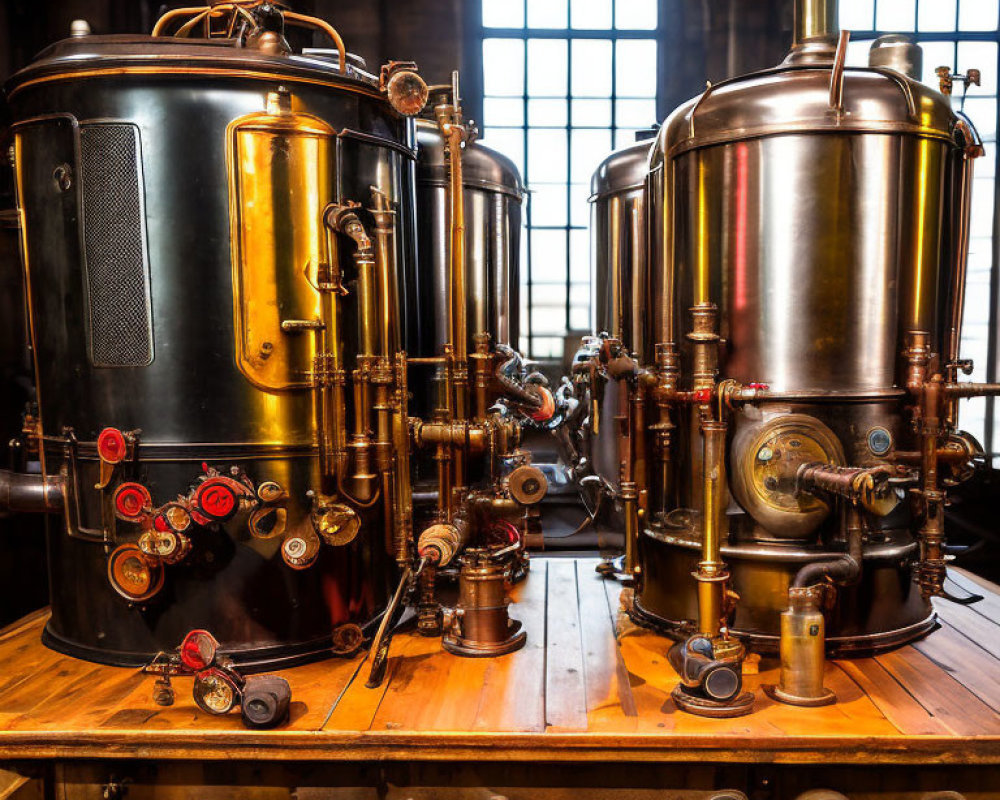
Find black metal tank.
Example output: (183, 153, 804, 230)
(5, 32, 417, 668)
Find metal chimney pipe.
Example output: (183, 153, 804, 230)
(793, 0, 839, 46)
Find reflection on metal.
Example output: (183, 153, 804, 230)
(228, 91, 330, 391)
(3, 3, 546, 673)
(572, 0, 1000, 715)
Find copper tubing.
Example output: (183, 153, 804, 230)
(152, 5, 348, 75)
(316, 229, 347, 481)
(626, 380, 648, 576)
(829, 30, 849, 112)
(393, 352, 413, 563)
(696, 419, 728, 638)
(943, 145, 977, 380)
(369, 188, 399, 359)
(688, 304, 719, 397)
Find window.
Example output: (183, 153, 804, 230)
(841, 0, 1000, 462)
(481, 0, 661, 358)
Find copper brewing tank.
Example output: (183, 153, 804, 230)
(624, 7, 983, 654)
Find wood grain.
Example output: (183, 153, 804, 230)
(1, 564, 1000, 763)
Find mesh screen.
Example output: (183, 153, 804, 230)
(79, 123, 153, 367)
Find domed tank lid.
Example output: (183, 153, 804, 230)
(868, 34, 922, 80)
(589, 134, 655, 201)
(6, 5, 387, 101)
(655, 62, 959, 162)
(415, 119, 525, 199)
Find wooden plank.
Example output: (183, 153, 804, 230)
(912, 619, 1000, 715)
(946, 569, 1000, 625)
(471, 558, 547, 732)
(577, 561, 635, 731)
(544, 558, 587, 731)
(834, 658, 949, 735)
(876, 644, 1000, 736)
(932, 596, 1000, 660)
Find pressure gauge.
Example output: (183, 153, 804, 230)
(193, 668, 239, 715)
(107, 544, 164, 602)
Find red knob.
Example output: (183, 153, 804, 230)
(97, 427, 127, 464)
(114, 482, 151, 521)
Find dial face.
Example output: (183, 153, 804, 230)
(193, 670, 237, 714)
(139, 531, 178, 559)
(107, 545, 164, 601)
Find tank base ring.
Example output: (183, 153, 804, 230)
(762, 683, 837, 707)
(42, 608, 388, 673)
(627, 595, 938, 658)
(671, 685, 755, 718)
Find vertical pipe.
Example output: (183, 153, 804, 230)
(793, 0, 838, 46)
(697, 419, 727, 638)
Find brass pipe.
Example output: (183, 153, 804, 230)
(626, 378, 648, 576)
(696, 419, 728, 638)
(917, 375, 946, 598)
(316, 229, 347, 482)
(793, 0, 838, 46)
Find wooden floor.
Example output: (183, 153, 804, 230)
(0, 558, 999, 765)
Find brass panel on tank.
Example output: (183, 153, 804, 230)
(228, 96, 331, 392)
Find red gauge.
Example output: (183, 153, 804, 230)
(97, 427, 127, 464)
(193, 478, 239, 522)
(485, 519, 522, 549)
(528, 385, 556, 423)
(107, 544, 164, 602)
(192, 667, 239, 715)
(114, 482, 152, 521)
(180, 629, 219, 671)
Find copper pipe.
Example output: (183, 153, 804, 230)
(0, 470, 63, 514)
(917, 375, 946, 598)
(829, 30, 850, 112)
(283, 10, 347, 74)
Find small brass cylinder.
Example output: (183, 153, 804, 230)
(696, 419, 727, 638)
(794, 0, 838, 46)
(769, 586, 836, 706)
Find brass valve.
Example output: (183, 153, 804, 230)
(936, 65, 981, 95)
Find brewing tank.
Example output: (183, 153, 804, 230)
(585, 136, 652, 501)
(415, 118, 524, 353)
(630, 23, 983, 653)
(5, 29, 417, 667)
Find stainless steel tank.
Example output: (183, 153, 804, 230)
(585, 136, 653, 503)
(415, 117, 524, 353)
(620, 3, 988, 654)
(3, 16, 418, 667)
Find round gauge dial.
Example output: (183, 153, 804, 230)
(193, 669, 238, 715)
(107, 544, 164, 601)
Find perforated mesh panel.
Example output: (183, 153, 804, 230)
(79, 123, 153, 367)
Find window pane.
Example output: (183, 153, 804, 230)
(616, 98, 657, 127)
(616, 0, 657, 30)
(570, 283, 590, 330)
(484, 98, 524, 127)
(572, 98, 612, 126)
(615, 127, 643, 148)
(571, 128, 612, 182)
(530, 230, 568, 283)
(571, 183, 591, 226)
(876, 0, 916, 31)
(482, 128, 525, 178)
(571, 0, 612, 29)
(840, 0, 875, 30)
(846, 38, 874, 67)
(531, 183, 568, 226)
(483, 0, 524, 28)
(958, 41, 998, 93)
(528, 129, 568, 182)
(920, 41, 955, 85)
(483, 39, 524, 96)
(530, 336, 563, 357)
(529, 98, 568, 126)
(963, 97, 998, 139)
(571, 39, 613, 97)
(528, 39, 568, 96)
(970, 178, 995, 239)
(616, 40, 657, 97)
(918, 0, 956, 31)
(959, 0, 998, 31)
(528, 0, 568, 28)
(569, 228, 589, 282)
